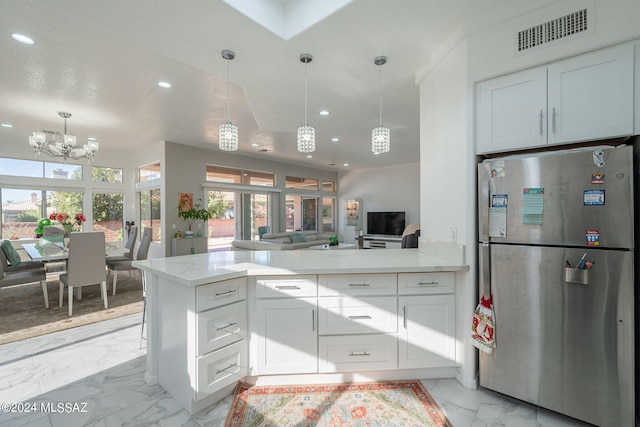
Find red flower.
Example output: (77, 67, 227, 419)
(56, 213, 69, 222)
(75, 213, 86, 222)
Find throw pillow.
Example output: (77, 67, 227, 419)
(289, 232, 307, 243)
(1, 239, 22, 267)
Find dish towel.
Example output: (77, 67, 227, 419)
(471, 295, 496, 353)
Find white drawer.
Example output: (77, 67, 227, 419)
(318, 334, 397, 373)
(318, 274, 397, 296)
(197, 301, 247, 356)
(256, 275, 317, 298)
(398, 272, 454, 295)
(196, 340, 247, 400)
(196, 277, 247, 312)
(318, 296, 397, 335)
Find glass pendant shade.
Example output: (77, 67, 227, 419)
(219, 121, 239, 151)
(372, 126, 390, 154)
(297, 125, 315, 153)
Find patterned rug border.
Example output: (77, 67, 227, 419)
(225, 380, 453, 427)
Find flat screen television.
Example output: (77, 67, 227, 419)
(366, 211, 405, 236)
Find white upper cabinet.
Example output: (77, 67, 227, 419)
(476, 43, 634, 154)
(547, 43, 634, 145)
(476, 67, 547, 153)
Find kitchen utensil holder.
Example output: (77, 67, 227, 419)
(564, 267, 589, 285)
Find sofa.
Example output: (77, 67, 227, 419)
(231, 231, 333, 250)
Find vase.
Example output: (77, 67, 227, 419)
(63, 224, 74, 235)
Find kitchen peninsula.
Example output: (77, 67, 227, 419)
(133, 245, 468, 414)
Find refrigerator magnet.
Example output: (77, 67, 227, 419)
(591, 173, 604, 184)
(583, 189, 605, 206)
(586, 230, 600, 246)
(492, 194, 508, 207)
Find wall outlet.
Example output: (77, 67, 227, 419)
(451, 227, 457, 242)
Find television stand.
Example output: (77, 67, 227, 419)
(362, 235, 402, 249)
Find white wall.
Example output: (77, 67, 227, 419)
(416, 0, 640, 389)
(338, 162, 420, 242)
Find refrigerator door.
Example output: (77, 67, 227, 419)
(479, 244, 634, 427)
(478, 145, 633, 248)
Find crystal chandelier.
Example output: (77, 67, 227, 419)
(297, 53, 315, 153)
(372, 56, 390, 154)
(219, 49, 238, 151)
(28, 111, 99, 162)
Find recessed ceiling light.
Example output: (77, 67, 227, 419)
(251, 143, 259, 147)
(1, 123, 13, 128)
(306, 155, 313, 158)
(343, 163, 349, 167)
(319, 110, 330, 116)
(88, 137, 97, 141)
(158, 81, 172, 88)
(11, 33, 34, 45)
(331, 138, 339, 142)
(373, 152, 380, 155)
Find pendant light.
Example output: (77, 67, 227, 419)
(297, 53, 315, 153)
(372, 55, 390, 154)
(219, 49, 238, 151)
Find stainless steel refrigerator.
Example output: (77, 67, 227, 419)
(477, 144, 635, 427)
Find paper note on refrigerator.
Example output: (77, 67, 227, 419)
(489, 207, 507, 237)
(522, 188, 544, 225)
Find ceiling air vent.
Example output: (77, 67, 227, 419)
(517, 8, 588, 52)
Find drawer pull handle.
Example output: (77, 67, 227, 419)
(275, 285, 301, 290)
(215, 322, 237, 332)
(348, 283, 370, 287)
(348, 315, 372, 320)
(417, 281, 440, 286)
(403, 306, 407, 329)
(349, 352, 371, 357)
(215, 363, 238, 375)
(215, 289, 238, 297)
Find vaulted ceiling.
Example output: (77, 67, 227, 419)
(0, 0, 521, 170)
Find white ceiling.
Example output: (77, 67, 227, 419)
(0, 0, 515, 171)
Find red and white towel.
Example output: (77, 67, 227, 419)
(471, 295, 496, 354)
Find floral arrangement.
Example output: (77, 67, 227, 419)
(49, 212, 86, 233)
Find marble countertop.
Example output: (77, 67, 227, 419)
(133, 247, 468, 287)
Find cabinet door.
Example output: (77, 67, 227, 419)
(548, 43, 633, 145)
(476, 67, 547, 154)
(256, 298, 318, 375)
(398, 295, 456, 369)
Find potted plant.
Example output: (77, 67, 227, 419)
(178, 198, 211, 237)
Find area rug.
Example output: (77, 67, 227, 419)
(0, 273, 143, 345)
(225, 380, 452, 427)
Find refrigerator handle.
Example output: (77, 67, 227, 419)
(479, 242, 491, 299)
(478, 179, 490, 242)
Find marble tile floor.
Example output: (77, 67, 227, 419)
(0, 313, 592, 427)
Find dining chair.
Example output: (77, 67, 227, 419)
(1, 239, 45, 272)
(108, 225, 138, 262)
(0, 246, 49, 308)
(107, 227, 152, 295)
(58, 231, 108, 316)
(43, 226, 65, 236)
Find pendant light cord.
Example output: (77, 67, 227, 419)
(304, 61, 308, 126)
(226, 58, 231, 122)
(378, 63, 383, 127)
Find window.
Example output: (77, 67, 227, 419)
(322, 197, 336, 232)
(139, 162, 160, 182)
(140, 189, 161, 241)
(286, 195, 317, 232)
(286, 176, 319, 190)
(206, 165, 274, 187)
(322, 181, 336, 192)
(93, 166, 123, 183)
(0, 158, 82, 180)
(93, 192, 123, 242)
(1, 188, 44, 239)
